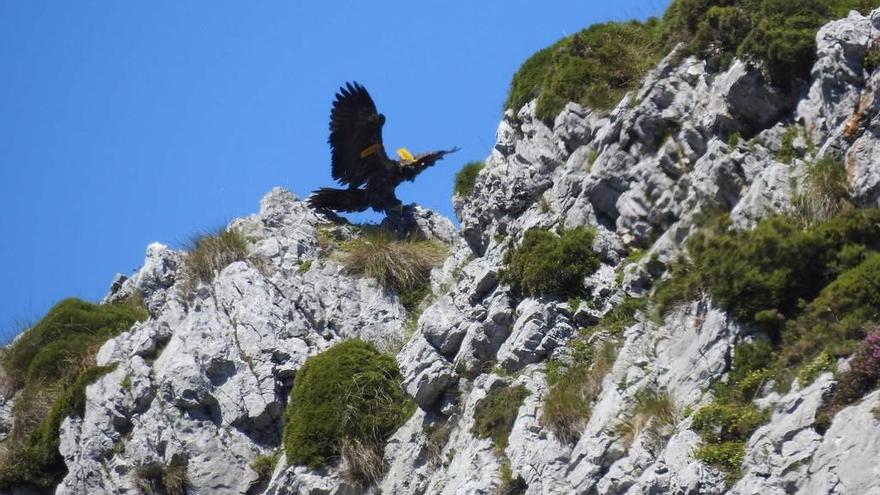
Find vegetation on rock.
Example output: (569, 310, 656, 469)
(454, 161, 486, 197)
(472, 384, 530, 452)
(0, 298, 146, 489)
(506, 0, 880, 119)
(282, 340, 413, 476)
(336, 229, 448, 312)
(182, 228, 249, 296)
(506, 20, 666, 121)
(501, 227, 600, 299)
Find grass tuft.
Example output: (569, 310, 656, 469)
(454, 161, 486, 197)
(181, 228, 249, 296)
(542, 340, 617, 444)
(472, 384, 530, 452)
(336, 230, 447, 312)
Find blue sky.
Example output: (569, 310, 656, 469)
(0, 0, 669, 340)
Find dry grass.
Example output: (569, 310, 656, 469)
(542, 341, 617, 444)
(181, 228, 249, 296)
(614, 387, 678, 449)
(339, 438, 387, 488)
(424, 420, 453, 468)
(336, 230, 447, 310)
(791, 157, 853, 228)
(133, 461, 189, 495)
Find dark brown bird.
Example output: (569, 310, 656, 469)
(308, 82, 458, 213)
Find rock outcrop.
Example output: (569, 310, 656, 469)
(9, 8, 880, 495)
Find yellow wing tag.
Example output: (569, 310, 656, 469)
(359, 143, 383, 159)
(396, 148, 415, 163)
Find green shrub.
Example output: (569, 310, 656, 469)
(454, 161, 485, 197)
(0, 299, 145, 489)
(501, 227, 601, 299)
(660, 210, 880, 325)
(182, 228, 249, 294)
(689, 340, 773, 475)
(0, 365, 116, 488)
(777, 126, 800, 164)
(693, 441, 748, 472)
(781, 252, 880, 367)
(506, 20, 666, 120)
(664, 0, 880, 86)
(249, 452, 279, 481)
(738, 0, 835, 87)
(864, 46, 880, 72)
(692, 401, 769, 443)
(2, 298, 145, 388)
(472, 384, 530, 451)
(283, 340, 413, 469)
(337, 230, 447, 312)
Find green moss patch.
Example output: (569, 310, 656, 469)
(283, 340, 414, 469)
(506, 20, 666, 120)
(0, 298, 145, 488)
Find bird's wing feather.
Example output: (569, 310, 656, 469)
(329, 82, 389, 187)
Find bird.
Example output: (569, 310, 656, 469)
(307, 82, 459, 214)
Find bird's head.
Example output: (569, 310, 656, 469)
(370, 113, 386, 126)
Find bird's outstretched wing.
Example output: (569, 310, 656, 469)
(329, 82, 389, 188)
(397, 147, 461, 181)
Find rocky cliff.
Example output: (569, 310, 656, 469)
(4, 7, 880, 495)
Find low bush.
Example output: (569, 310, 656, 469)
(693, 441, 748, 473)
(664, 0, 880, 86)
(283, 340, 413, 472)
(506, 20, 666, 120)
(472, 384, 530, 452)
(454, 161, 485, 197)
(0, 299, 145, 489)
(815, 330, 880, 430)
(249, 451, 279, 482)
(337, 230, 447, 312)
(501, 227, 601, 299)
(182, 228, 249, 295)
(655, 209, 880, 325)
(690, 341, 772, 475)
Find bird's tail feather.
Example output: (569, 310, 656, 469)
(307, 188, 370, 213)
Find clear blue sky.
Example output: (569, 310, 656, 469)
(0, 0, 669, 340)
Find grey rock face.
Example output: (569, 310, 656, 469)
(28, 8, 880, 495)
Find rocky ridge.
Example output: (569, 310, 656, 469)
(5, 8, 880, 495)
